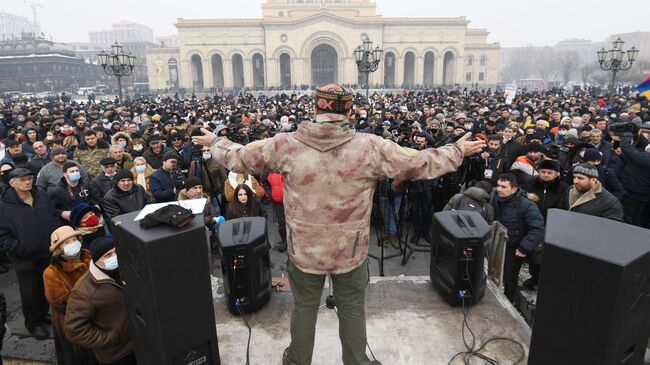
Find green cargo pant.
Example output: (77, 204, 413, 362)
(285, 259, 371, 365)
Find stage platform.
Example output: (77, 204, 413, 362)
(212, 276, 530, 365)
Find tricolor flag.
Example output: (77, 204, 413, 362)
(638, 77, 650, 99)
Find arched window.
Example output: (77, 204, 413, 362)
(231, 54, 244, 88)
(423, 51, 435, 86)
(480, 55, 487, 66)
(467, 55, 474, 66)
(311, 44, 338, 85)
(189, 54, 203, 90)
(384, 52, 395, 87)
(279, 53, 292, 88)
(252, 53, 265, 89)
(168, 58, 179, 89)
(403, 51, 415, 87)
(211, 54, 224, 89)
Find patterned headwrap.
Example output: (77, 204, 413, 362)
(315, 84, 354, 115)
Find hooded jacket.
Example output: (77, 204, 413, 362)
(209, 112, 464, 274)
(443, 186, 495, 223)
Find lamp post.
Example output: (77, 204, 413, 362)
(354, 38, 383, 102)
(97, 42, 136, 99)
(597, 37, 639, 88)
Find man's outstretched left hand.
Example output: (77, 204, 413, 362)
(459, 133, 487, 157)
(192, 128, 218, 147)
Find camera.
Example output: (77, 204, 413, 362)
(608, 122, 637, 135)
(171, 168, 187, 190)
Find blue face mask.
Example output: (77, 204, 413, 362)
(68, 171, 81, 182)
(135, 165, 146, 174)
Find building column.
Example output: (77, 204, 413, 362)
(394, 55, 403, 87)
(455, 56, 464, 86)
(244, 58, 253, 88)
(267, 57, 277, 87)
(202, 58, 213, 90)
(179, 59, 191, 89)
(295, 57, 306, 87)
(415, 55, 424, 87)
(223, 58, 233, 89)
(435, 56, 444, 86)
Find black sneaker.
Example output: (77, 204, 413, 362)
(523, 278, 538, 291)
(41, 313, 52, 324)
(28, 324, 50, 340)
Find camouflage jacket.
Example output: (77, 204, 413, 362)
(209, 113, 465, 274)
(73, 141, 109, 180)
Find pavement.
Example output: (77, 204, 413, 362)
(0, 203, 531, 364)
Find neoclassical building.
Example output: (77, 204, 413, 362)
(146, 0, 500, 91)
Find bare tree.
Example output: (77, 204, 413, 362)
(556, 50, 581, 84)
(532, 46, 556, 81)
(579, 63, 599, 84)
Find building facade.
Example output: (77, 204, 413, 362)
(89, 21, 155, 48)
(0, 13, 38, 40)
(146, 0, 500, 91)
(0, 34, 103, 92)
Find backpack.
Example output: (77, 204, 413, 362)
(455, 194, 488, 219)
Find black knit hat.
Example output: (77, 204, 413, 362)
(114, 169, 133, 182)
(162, 151, 178, 161)
(90, 237, 114, 263)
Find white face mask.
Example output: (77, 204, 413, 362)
(202, 153, 211, 161)
(63, 240, 82, 257)
(46, 135, 54, 141)
(103, 255, 118, 270)
(132, 144, 143, 151)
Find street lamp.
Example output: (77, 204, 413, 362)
(354, 37, 383, 102)
(98, 42, 136, 99)
(597, 37, 639, 88)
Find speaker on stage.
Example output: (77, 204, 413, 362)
(430, 210, 490, 306)
(112, 211, 220, 365)
(529, 209, 650, 365)
(218, 217, 271, 315)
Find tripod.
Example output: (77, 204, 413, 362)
(319, 275, 382, 365)
(368, 180, 403, 276)
(400, 183, 434, 266)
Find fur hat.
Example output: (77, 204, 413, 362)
(538, 159, 560, 172)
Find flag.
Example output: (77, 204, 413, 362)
(638, 77, 650, 99)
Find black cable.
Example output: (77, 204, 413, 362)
(232, 263, 251, 365)
(446, 258, 526, 365)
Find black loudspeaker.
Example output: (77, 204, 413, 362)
(112, 211, 220, 365)
(430, 211, 490, 306)
(218, 217, 271, 315)
(529, 209, 650, 365)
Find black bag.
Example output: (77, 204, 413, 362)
(456, 195, 488, 219)
(140, 205, 195, 229)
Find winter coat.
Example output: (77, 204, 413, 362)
(143, 147, 177, 169)
(187, 158, 228, 198)
(73, 140, 110, 180)
(492, 188, 545, 254)
(43, 251, 96, 365)
(27, 154, 51, 175)
(89, 174, 114, 207)
(223, 173, 265, 202)
(619, 133, 650, 202)
(526, 177, 570, 220)
(510, 156, 540, 188)
(502, 139, 522, 164)
(568, 180, 624, 221)
(267, 172, 284, 203)
(102, 184, 150, 225)
(48, 178, 93, 212)
(0, 186, 61, 259)
(36, 160, 88, 193)
(208, 112, 465, 274)
(480, 149, 510, 186)
(64, 262, 133, 364)
(443, 186, 495, 223)
(150, 168, 177, 202)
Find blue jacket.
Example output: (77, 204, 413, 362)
(150, 168, 177, 202)
(492, 188, 545, 254)
(0, 186, 61, 259)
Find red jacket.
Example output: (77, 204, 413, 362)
(267, 172, 284, 203)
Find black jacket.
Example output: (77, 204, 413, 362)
(0, 187, 61, 259)
(526, 177, 569, 220)
(89, 174, 114, 207)
(103, 184, 150, 225)
(27, 154, 50, 175)
(620, 133, 650, 202)
(48, 178, 93, 212)
(492, 189, 545, 254)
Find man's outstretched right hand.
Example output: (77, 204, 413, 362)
(459, 133, 487, 157)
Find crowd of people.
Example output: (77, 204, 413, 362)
(0, 85, 648, 364)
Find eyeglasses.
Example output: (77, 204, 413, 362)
(172, 138, 182, 141)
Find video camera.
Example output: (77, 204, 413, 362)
(608, 122, 637, 135)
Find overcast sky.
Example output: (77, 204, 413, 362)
(4, 0, 648, 47)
